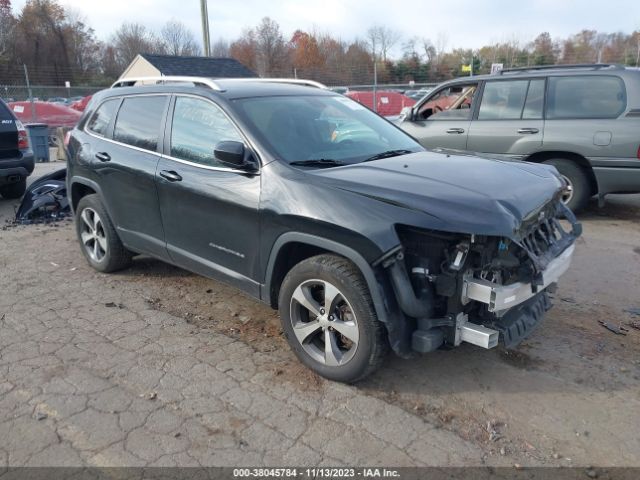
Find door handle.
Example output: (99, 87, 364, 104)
(95, 152, 111, 162)
(159, 170, 182, 182)
(446, 128, 465, 134)
(517, 128, 539, 134)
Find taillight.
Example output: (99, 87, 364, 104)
(16, 121, 29, 150)
(64, 131, 71, 148)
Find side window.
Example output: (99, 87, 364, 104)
(417, 84, 478, 120)
(547, 76, 626, 119)
(113, 96, 167, 151)
(170, 97, 243, 167)
(522, 79, 545, 119)
(478, 80, 528, 120)
(87, 99, 119, 137)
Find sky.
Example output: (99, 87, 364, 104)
(9, 0, 640, 55)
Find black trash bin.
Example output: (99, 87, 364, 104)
(26, 123, 50, 163)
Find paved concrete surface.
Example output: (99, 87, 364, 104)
(0, 163, 639, 467)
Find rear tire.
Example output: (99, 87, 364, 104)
(0, 178, 26, 199)
(278, 254, 388, 383)
(543, 158, 591, 213)
(75, 194, 132, 273)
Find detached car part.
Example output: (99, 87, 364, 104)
(15, 168, 70, 224)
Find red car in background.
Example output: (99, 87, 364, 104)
(69, 95, 92, 112)
(8, 101, 81, 129)
(346, 91, 416, 117)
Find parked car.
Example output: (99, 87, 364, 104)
(0, 98, 34, 198)
(47, 97, 69, 105)
(69, 95, 92, 112)
(66, 77, 580, 382)
(330, 86, 349, 95)
(346, 91, 416, 117)
(9, 101, 82, 129)
(405, 88, 433, 100)
(398, 64, 640, 212)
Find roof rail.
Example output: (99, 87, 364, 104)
(218, 78, 328, 89)
(498, 64, 625, 75)
(111, 76, 327, 90)
(111, 76, 223, 90)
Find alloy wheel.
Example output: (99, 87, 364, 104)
(560, 174, 574, 205)
(289, 279, 359, 367)
(80, 207, 107, 262)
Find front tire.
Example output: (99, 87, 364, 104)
(0, 178, 26, 199)
(75, 194, 132, 273)
(278, 254, 388, 383)
(544, 158, 591, 213)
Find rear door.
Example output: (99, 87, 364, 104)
(466, 78, 545, 157)
(400, 82, 479, 150)
(156, 95, 261, 295)
(87, 94, 169, 259)
(0, 100, 18, 159)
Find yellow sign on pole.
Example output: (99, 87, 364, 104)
(461, 64, 471, 73)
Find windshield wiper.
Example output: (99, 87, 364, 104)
(289, 159, 347, 168)
(363, 149, 414, 162)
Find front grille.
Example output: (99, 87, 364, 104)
(516, 204, 579, 273)
(521, 218, 563, 258)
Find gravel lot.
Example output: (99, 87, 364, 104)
(0, 162, 639, 467)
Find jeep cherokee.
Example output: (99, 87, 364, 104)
(66, 77, 580, 383)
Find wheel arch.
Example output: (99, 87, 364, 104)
(262, 233, 393, 330)
(525, 151, 598, 195)
(69, 177, 105, 214)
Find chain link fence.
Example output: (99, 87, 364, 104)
(1, 85, 105, 103)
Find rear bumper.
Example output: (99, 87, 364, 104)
(0, 153, 35, 182)
(592, 166, 640, 195)
(462, 243, 575, 313)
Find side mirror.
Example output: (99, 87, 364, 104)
(214, 141, 258, 172)
(399, 106, 413, 122)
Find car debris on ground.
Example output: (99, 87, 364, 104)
(14, 168, 69, 224)
(598, 320, 629, 335)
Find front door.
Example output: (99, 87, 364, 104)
(156, 95, 261, 295)
(467, 78, 545, 157)
(400, 82, 479, 150)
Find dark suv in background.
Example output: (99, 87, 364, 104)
(0, 99, 33, 199)
(399, 64, 640, 212)
(67, 77, 580, 382)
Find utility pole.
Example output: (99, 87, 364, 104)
(200, 0, 211, 57)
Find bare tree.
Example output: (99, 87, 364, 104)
(366, 25, 401, 61)
(211, 38, 230, 57)
(110, 22, 163, 69)
(160, 20, 200, 56)
(253, 17, 290, 77)
(434, 32, 448, 65)
(0, 0, 14, 59)
(420, 38, 436, 63)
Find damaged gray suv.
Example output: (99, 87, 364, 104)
(66, 77, 580, 383)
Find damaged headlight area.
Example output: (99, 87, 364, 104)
(385, 201, 580, 353)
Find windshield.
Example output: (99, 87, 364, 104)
(233, 94, 423, 165)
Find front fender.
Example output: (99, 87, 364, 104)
(262, 232, 412, 357)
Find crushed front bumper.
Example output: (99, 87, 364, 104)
(462, 243, 575, 313)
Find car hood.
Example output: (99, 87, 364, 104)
(310, 150, 564, 239)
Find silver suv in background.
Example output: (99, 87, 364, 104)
(398, 64, 640, 212)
